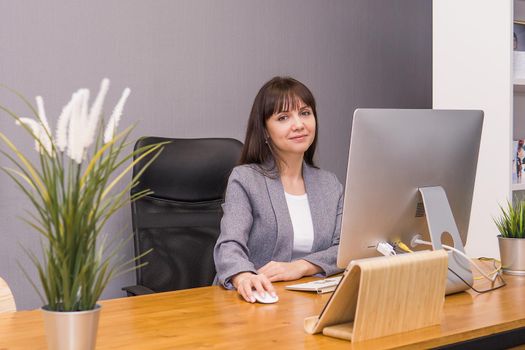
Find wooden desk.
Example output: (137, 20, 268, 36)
(0, 275, 524, 349)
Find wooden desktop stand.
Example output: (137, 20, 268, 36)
(304, 250, 448, 342)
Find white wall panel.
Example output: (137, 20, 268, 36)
(433, 0, 513, 258)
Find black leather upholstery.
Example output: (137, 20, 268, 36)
(123, 137, 243, 296)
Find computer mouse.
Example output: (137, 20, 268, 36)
(252, 291, 279, 304)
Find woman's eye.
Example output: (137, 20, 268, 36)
(277, 115, 288, 121)
(301, 110, 311, 116)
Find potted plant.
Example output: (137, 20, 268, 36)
(0, 79, 164, 350)
(494, 200, 525, 275)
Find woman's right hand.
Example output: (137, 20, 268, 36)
(231, 272, 277, 303)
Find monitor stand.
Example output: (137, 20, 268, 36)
(419, 186, 473, 294)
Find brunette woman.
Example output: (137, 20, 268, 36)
(214, 77, 343, 303)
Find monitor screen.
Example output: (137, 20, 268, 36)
(337, 109, 483, 275)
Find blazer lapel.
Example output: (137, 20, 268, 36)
(264, 173, 294, 261)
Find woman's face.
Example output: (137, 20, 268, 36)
(265, 99, 316, 158)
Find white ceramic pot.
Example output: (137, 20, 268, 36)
(41, 304, 101, 350)
(498, 235, 525, 275)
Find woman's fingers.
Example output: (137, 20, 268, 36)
(239, 278, 255, 303)
(251, 276, 267, 297)
(237, 274, 276, 302)
(260, 275, 277, 297)
(236, 260, 311, 302)
(268, 274, 282, 283)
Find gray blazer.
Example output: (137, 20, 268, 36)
(213, 163, 344, 288)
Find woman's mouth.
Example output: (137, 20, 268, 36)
(289, 134, 308, 142)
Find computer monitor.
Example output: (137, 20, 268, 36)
(337, 109, 483, 294)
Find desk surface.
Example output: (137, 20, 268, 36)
(0, 275, 524, 349)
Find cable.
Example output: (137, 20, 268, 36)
(398, 237, 506, 293)
(391, 238, 413, 253)
(412, 237, 499, 283)
(376, 241, 396, 256)
(473, 257, 502, 281)
(447, 266, 507, 294)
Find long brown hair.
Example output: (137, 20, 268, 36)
(239, 76, 318, 171)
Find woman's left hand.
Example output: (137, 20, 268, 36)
(257, 260, 321, 282)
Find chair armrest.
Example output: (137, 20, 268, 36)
(122, 285, 156, 297)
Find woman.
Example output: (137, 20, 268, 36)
(214, 76, 343, 303)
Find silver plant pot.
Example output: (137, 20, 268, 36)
(41, 304, 101, 350)
(498, 235, 525, 275)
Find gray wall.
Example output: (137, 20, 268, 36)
(0, 0, 431, 310)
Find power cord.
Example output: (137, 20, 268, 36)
(411, 236, 500, 283)
(448, 265, 506, 294)
(394, 237, 506, 294)
(473, 257, 502, 280)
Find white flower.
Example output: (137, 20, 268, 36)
(55, 94, 74, 152)
(16, 117, 52, 155)
(80, 89, 90, 161)
(85, 78, 109, 149)
(67, 90, 89, 164)
(14, 95, 54, 155)
(17, 78, 129, 163)
(56, 78, 110, 155)
(104, 88, 130, 144)
(34, 96, 53, 155)
(35, 96, 51, 136)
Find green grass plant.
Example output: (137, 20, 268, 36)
(0, 81, 165, 311)
(494, 200, 525, 239)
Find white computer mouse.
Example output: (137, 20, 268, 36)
(252, 291, 279, 304)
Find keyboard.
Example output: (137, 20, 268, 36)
(285, 276, 342, 294)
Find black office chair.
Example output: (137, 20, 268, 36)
(123, 137, 243, 296)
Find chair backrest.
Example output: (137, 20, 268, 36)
(131, 137, 243, 292)
(0, 277, 16, 312)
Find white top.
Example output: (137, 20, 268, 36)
(285, 192, 314, 260)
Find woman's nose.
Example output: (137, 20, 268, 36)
(291, 115, 304, 130)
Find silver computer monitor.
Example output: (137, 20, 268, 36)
(337, 109, 483, 294)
